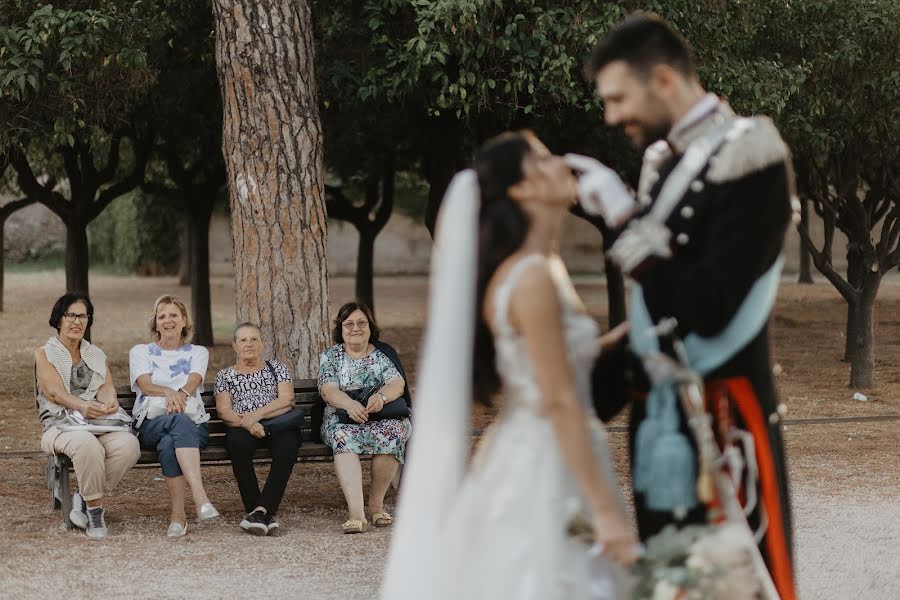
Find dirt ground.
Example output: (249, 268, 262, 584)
(0, 271, 898, 599)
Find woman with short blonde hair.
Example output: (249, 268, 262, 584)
(129, 294, 219, 538)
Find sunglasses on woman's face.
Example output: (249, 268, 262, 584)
(342, 320, 369, 330)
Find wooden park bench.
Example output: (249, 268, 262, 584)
(38, 380, 330, 529)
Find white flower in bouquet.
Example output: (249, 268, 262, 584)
(651, 579, 681, 600)
(686, 523, 760, 600)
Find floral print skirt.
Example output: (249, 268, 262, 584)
(321, 405, 411, 463)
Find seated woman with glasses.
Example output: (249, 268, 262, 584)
(318, 301, 412, 533)
(34, 293, 141, 539)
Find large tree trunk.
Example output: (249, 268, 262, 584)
(798, 197, 813, 284)
(65, 218, 90, 294)
(178, 218, 193, 286)
(356, 229, 376, 311)
(189, 205, 214, 346)
(605, 258, 627, 328)
(848, 273, 880, 389)
(213, 0, 328, 377)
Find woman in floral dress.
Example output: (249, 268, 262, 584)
(318, 302, 412, 533)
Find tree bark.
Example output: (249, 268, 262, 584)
(356, 229, 376, 311)
(65, 217, 90, 294)
(213, 0, 328, 377)
(423, 116, 464, 237)
(178, 218, 193, 286)
(798, 197, 813, 284)
(843, 246, 863, 363)
(188, 203, 214, 346)
(605, 258, 627, 328)
(848, 273, 880, 389)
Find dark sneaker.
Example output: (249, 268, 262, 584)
(69, 492, 88, 530)
(86, 507, 107, 539)
(240, 509, 268, 536)
(265, 513, 280, 536)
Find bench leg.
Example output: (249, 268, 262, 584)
(49, 455, 75, 529)
(48, 456, 61, 510)
(59, 462, 74, 530)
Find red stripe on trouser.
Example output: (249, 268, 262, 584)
(726, 378, 797, 600)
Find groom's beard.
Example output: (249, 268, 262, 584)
(625, 117, 672, 150)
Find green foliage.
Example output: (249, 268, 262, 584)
(392, 171, 430, 219)
(88, 190, 182, 274)
(0, 1, 165, 147)
(353, 1, 621, 120)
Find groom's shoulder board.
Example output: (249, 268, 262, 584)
(707, 116, 790, 184)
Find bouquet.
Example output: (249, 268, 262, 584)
(631, 523, 762, 600)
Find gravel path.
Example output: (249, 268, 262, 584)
(1, 466, 897, 599)
(793, 488, 900, 599)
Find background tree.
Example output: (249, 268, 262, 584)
(0, 2, 163, 294)
(141, 2, 225, 345)
(316, 0, 635, 315)
(0, 154, 36, 311)
(662, 0, 899, 388)
(743, 0, 899, 389)
(213, 0, 328, 377)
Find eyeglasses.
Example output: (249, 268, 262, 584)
(63, 312, 89, 323)
(342, 320, 369, 330)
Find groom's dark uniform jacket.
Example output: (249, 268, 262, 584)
(593, 101, 797, 600)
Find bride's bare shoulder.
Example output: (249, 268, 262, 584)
(483, 253, 554, 326)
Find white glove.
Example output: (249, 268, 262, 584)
(564, 153, 637, 227)
(607, 217, 672, 274)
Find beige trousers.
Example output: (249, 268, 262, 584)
(41, 428, 141, 502)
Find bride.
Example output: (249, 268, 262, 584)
(380, 131, 639, 599)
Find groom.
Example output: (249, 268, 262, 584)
(572, 13, 797, 600)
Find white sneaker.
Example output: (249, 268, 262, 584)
(167, 521, 187, 538)
(86, 507, 107, 539)
(69, 492, 88, 530)
(197, 502, 220, 522)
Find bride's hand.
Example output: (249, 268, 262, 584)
(598, 321, 629, 354)
(593, 509, 640, 566)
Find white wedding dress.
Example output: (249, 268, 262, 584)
(421, 254, 626, 600)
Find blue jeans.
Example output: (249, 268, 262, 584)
(138, 413, 209, 478)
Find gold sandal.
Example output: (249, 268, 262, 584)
(341, 519, 368, 534)
(370, 511, 393, 527)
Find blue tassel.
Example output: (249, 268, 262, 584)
(633, 384, 698, 512)
(633, 417, 660, 493)
(643, 429, 697, 512)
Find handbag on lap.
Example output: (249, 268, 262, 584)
(259, 408, 305, 438)
(336, 383, 411, 425)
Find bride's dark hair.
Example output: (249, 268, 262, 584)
(472, 131, 534, 404)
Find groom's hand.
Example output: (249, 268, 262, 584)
(606, 217, 673, 275)
(564, 154, 637, 227)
